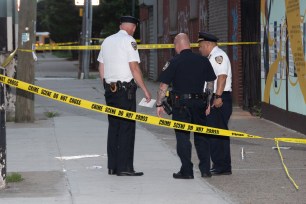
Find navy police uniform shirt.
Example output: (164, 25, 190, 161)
(159, 49, 216, 94)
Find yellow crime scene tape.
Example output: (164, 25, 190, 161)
(35, 38, 141, 49)
(37, 42, 79, 47)
(275, 140, 299, 190)
(0, 74, 305, 189)
(0, 40, 303, 189)
(35, 45, 101, 51)
(17, 41, 261, 52)
(0, 74, 264, 139)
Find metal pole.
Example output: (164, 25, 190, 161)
(81, 0, 92, 79)
(80, 1, 87, 79)
(87, 0, 92, 78)
(0, 67, 6, 189)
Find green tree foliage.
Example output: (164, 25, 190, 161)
(92, 0, 139, 38)
(37, 0, 139, 42)
(37, 0, 82, 42)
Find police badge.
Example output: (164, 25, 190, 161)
(162, 62, 170, 71)
(215, 56, 223, 64)
(131, 42, 137, 50)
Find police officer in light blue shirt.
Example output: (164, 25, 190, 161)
(198, 31, 233, 176)
(97, 16, 151, 176)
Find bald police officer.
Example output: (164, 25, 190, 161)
(97, 16, 151, 176)
(198, 32, 233, 176)
(157, 33, 216, 179)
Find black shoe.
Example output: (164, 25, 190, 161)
(117, 171, 144, 176)
(108, 169, 117, 175)
(173, 172, 194, 179)
(211, 170, 232, 176)
(201, 172, 212, 178)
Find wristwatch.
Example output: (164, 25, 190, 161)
(215, 94, 222, 99)
(156, 104, 163, 107)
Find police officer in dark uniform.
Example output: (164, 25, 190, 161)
(198, 32, 233, 176)
(156, 33, 216, 179)
(97, 16, 151, 176)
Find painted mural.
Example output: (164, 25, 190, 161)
(261, 0, 306, 115)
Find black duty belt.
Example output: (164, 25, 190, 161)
(174, 93, 205, 100)
(103, 79, 135, 92)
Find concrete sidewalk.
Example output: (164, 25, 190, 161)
(1, 54, 305, 203)
(3, 114, 231, 204)
(0, 54, 233, 203)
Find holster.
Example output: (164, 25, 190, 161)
(110, 82, 117, 92)
(103, 79, 137, 99)
(159, 91, 173, 115)
(162, 100, 172, 115)
(103, 79, 122, 92)
(126, 80, 137, 100)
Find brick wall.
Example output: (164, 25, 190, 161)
(140, 0, 244, 106)
(228, 0, 243, 106)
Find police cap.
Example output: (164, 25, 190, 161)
(120, 16, 140, 26)
(198, 32, 219, 42)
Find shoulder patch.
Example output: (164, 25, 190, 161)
(215, 56, 223, 64)
(162, 62, 170, 71)
(131, 42, 137, 50)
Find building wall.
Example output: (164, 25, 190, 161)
(260, 0, 306, 134)
(139, 0, 243, 105)
(139, 0, 158, 80)
(139, 0, 305, 133)
(228, 0, 243, 105)
(208, 0, 228, 53)
(157, 0, 172, 75)
(241, 0, 261, 112)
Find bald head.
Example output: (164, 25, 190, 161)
(120, 22, 137, 36)
(174, 33, 191, 54)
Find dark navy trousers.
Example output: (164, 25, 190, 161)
(104, 88, 136, 172)
(206, 92, 232, 172)
(172, 99, 211, 176)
